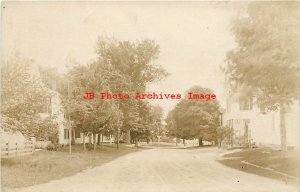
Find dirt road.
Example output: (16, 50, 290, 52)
(5, 147, 299, 192)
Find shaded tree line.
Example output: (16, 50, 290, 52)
(1, 37, 167, 150)
(58, 37, 168, 150)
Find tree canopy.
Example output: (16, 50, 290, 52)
(166, 86, 221, 145)
(225, 2, 300, 110)
(1, 55, 56, 138)
(59, 37, 168, 146)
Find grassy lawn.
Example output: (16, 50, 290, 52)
(1, 144, 141, 188)
(218, 147, 300, 186)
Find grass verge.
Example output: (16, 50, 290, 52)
(218, 147, 300, 186)
(1, 144, 141, 188)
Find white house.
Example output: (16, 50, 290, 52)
(40, 88, 114, 145)
(40, 84, 116, 145)
(223, 90, 300, 147)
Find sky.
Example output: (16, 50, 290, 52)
(1, 1, 247, 116)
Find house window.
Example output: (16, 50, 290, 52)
(239, 97, 253, 111)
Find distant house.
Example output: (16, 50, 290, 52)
(38, 90, 66, 144)
(223, 89, 300, 147)
(37, 79, 113, 145)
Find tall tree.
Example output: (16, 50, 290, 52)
(166, 86, 221, 146)
(38, 65, 61, 90)
(225, 2, 300, 150)
(166, 110, 181, 145)
(216, 126, 233, 148)
(60, 62, 120, 150)
(60, 37, 168, 148)
(149, 105, 164, 142)
(1, 55, 53, 137)
(95, 37, 168, 143)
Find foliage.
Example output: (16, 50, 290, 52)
(1, 55, 53, 137)
(38, 65, 61, 90)
(96, 37, 168, 137)
(166, 86, 221, 143)
(216, 126, 233, 144)
(0, 114, 23, 132)
(96, 36, 169, 90)
(1, 55, 51, 118)
(60, 63, 120, 137)
(34, 117, 59, 142)
(148, 105, 165, 139)
(225, 2, 300, 111)
(46, 143, 56, 151)
(165, 110, 178, 138)
(56, 37, 168, 146)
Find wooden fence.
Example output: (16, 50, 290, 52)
(1, 141, 35, 158)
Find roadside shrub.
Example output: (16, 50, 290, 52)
(53, 143, 63, 150)
(35, 141, 51, 149)
(86, 144, 94, 151)
(114, 140, 125, 144)
(46, 143, 55, 151)
(161, 137, 171, 142)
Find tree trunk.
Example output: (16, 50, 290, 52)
(183, 138, 185, 146)
(68, 126, 71, 154)
(135, 137, 138, 147)
(83, 133, 86, 152)
(117, 130, 120, 150)
(279, 103, 287, 151)
(198, 137, 203, 147)
(98, 132, 101, 145)
(93, 133, 97, 151)
(124, 130, 131, 144)
(88, 133, 92, 145)
(71, 128, 75, 145)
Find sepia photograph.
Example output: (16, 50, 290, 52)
(1, 1, 300, 192)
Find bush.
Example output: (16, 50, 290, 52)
(35, 141, 51, 149)
(114, 140, 125, 144)
(161, 137, 171, 142)
(46, 143, 56, 151)
(86, 144, 94, 151)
